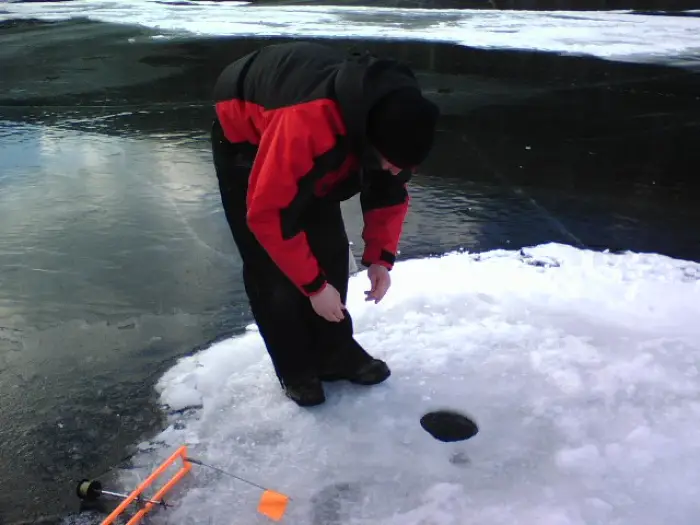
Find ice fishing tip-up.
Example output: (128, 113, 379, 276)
(76, 445, 290, 524)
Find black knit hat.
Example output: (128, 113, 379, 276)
(366, 88, 440, 169)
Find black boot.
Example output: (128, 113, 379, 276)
(318, 340, 391, 385)
(321, 358, 391, 385)
(283, 376, 326, 407)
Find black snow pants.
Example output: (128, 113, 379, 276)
(211, 119, 371, 386)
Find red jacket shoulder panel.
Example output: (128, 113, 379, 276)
(215, 100, 265, 145)
(243, 99, 350, 295)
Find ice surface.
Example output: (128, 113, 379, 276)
(4, 1, 700, 64)
(112, 243, 700, 525)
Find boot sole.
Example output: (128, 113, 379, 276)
(286, 391, 326, 407)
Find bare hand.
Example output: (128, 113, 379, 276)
(310, 283, 346, 322)
(365, 264, 391, 303)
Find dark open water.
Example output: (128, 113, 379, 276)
(1, 14, 699, 524)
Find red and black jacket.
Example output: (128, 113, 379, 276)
(213, 41, 420, 297)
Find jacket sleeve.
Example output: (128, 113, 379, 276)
(246, 105, 346, 296)
(359, 169, 410, 270)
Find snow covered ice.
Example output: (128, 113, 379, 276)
(114, 243, 700, 525)
(4, 1, 700, 64)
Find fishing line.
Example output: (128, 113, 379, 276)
(186, 457, 292, 498)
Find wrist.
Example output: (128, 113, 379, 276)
(307, 281, 328, 297)
(370, 261, 392, 271)
(361, 246, 396, 270)
(302, 270, 328, 297)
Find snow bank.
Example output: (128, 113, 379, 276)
(120, 243, 700, 525)
(3, 1, 700, 63)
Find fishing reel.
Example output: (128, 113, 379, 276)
(75, 479, 112, 514)
(76, 479, 103, 501)
(76, 477, 168, 516)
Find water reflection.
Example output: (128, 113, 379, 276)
(0, 122, 242, 523)
(0, 123, 236, 329)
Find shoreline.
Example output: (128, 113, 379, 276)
(3, 18, 699, 111)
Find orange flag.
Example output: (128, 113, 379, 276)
(257, 490, 289, 522)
